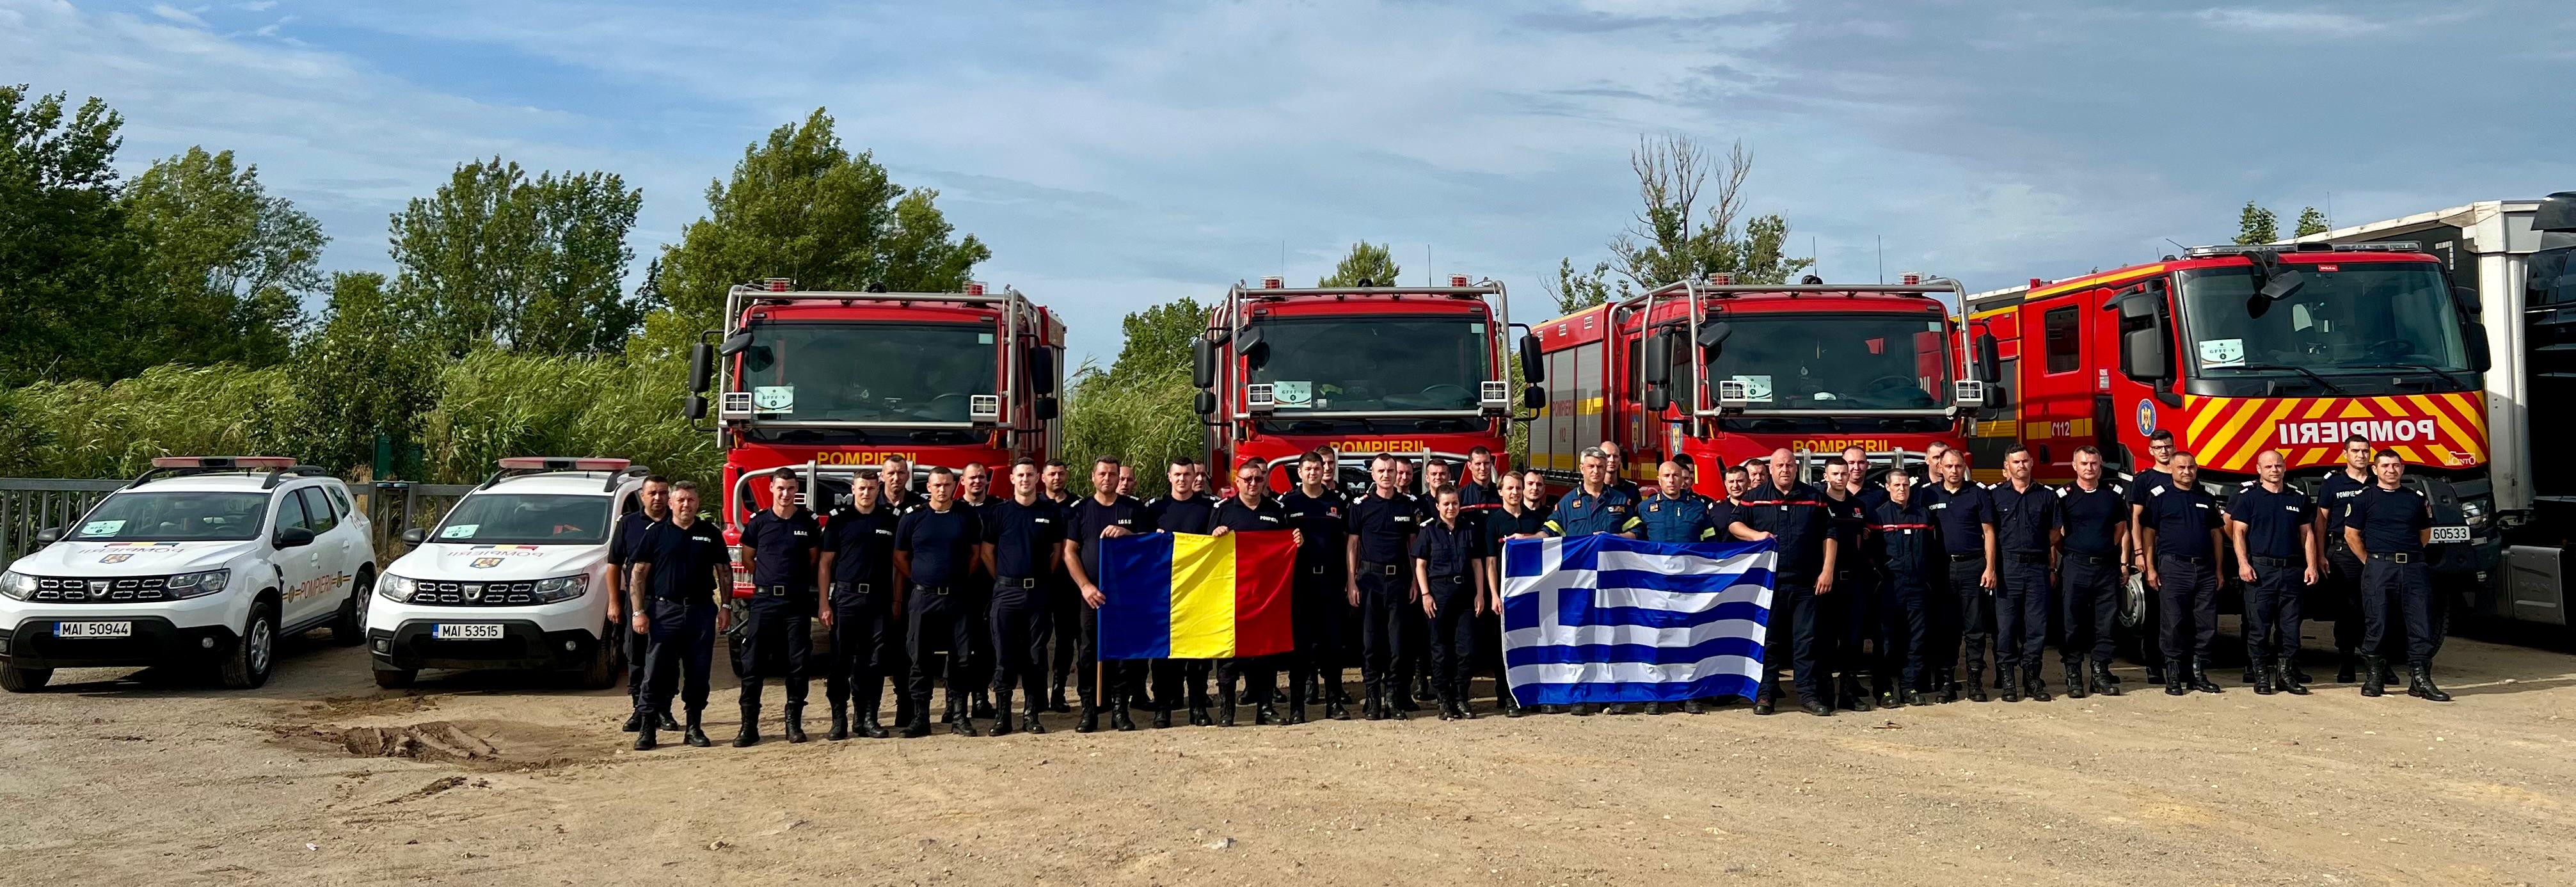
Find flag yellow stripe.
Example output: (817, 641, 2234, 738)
(1166, 533, 1238, 659)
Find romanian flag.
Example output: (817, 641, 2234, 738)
(1098, 531, 1296, 659)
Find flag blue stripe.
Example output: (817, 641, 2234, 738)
(1503, 536, 1547, 579)
(1098, 533, 1174, 660)
(1593, 566, 1776, 594)
(1504, 635, 1765, 667)
(1513, 674, 1765, 706)
(1554, 596, 1770, 630)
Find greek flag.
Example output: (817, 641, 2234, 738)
(1499, 535, 1777, 705)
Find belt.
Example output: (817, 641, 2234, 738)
(1305, 564, 1337, 575)
(1429, 574, 1470, 586)
(2065, 553, 2113, 566)
(2251, 555, 2292, 568)
(2328, 536, 2353, 550)
(1360, 561, 1403, 576)
(2369, 552, 2421, 564)
(2162, 554, 2209, 566)
(914, 584, 953, 596)
(996, 576, 1040, 589)
(830, 582, 874, 596)
(2005, 552, 2049, 564)
(1946, 553, 1984, 563)
(754, 584, 802, 598)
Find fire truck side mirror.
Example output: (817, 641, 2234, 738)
(1518, 334, 1545, 383)
(684, 394, 709, 421)
(1191, 337, 1215, 389)
(1193, 390, 1217, 417)
(2451, 284, 2481, 318)
(1642, 332, 1673, 387)
(2119, 323, 2170, 381)
(687, 342, 714, 393)
(718, 331, 754, 358)
(1522, 385, 1545, 411)
(1034, 396, 1061, 421)
(1973, 333, 2001, 385)
(1643, 387, 1670, 412)
(2463, 324, 2492, 373)
(1027, 348, 1058, 395)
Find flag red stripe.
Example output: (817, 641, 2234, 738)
(1231, 531, 1298, 657)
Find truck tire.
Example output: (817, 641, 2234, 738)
(575, 632, 619, 689)
(372, 667, 417, 689)
(329, 571, 371, 646)
(0, 664, 52, 692)
(218, 603, 278, 689)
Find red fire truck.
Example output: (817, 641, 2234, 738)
(1959, 242, 2498, 589)
(1529, 275, 1982, 496)
(1191, 275, 1533, 491)
(685, 278, 1066, 591)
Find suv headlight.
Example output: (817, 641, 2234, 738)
(379, 574, 417, 603)
(165, 569, 231, 600)
(530, 574, 588, 604)
(0, 571, 35, 601)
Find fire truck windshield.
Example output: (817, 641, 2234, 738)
(2177, 263, 2468, 378)
(1244, 316, 1493, 413)
(1707, 314, 1952, 410)
(735, 321, 996, 424)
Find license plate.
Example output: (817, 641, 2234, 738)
(55, 621, 132, 638)
(433, 623, 504, 640)
(2429, 525, 2470, 543)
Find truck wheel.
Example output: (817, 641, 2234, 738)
(576, 634, 619, 689)
(372, 667, 417, 689)
(219, 603, 278, 689)
(0, 664, 52, 692)
(329, 573, 371, 646)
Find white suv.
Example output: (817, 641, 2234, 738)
(367, 458, 644, 689)
(0, 456, 376, 691)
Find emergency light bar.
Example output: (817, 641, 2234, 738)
(1708, 273, 1733, 285)
(150, 456, 294, 470)
(763, 278, 793, 292)
(1900, 272, 1923, 285)
(1261, 276, 1285, 289)
(495, 457, 632, 472)
(966, 281, 988, 296)
(1952, 380, 1987, 410)
(2187, 242, 2422, 258)
(1449, 275, 1471, 287)
(1244, 383, 1277, 413)
(968, 394, 1002, 423)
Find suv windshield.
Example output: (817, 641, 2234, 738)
(72, 491, 271, 541)
(1245, 316, 1493, 413)
(1708, 314, 1953, 410)
(2178, 262, 2467, 376)
(736, 321, 996, 424)
(432, 494, 613, 545)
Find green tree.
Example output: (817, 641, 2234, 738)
(1105, 297, 1205, 385)
(2235, 200, 2280, 245)
(122, 147, 322, 368)
(388, 157, 644, 357)
(1061, 296, 1213, 497)
(1319, 241, 1403, 287)
(655, 108, 989, 335)
(2294, 206, 2331, 237)
(1548, 135, 1812, 314)
(0, 86, 141, 385)
(290, 272, 438, 474)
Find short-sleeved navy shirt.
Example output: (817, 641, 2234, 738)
(1921, 483, 1998, 556)
(1066, 495, 1152, 580)
(982, 497, 1065, 580)
(2141, 484, 2221, 558)
(2128, 467, 2171, 511)
(2348, 484, 2431, 555)
(1212, 495, 1289, 534)
(2229, 484, 2311, 560)
(896, 504, 983, 588)
(2317, 470, 2372, 534)
(1281, 488, 1346, 571)
(1740, 482, 1833, 582)
(740, 506, 822, 589)
(2055, 481, 2127, 557)
(1990, 481, 2060, 555)
(607, 511, 660, 567)
(1484, 505, 1547, 555)
(1348, 490, 1420, 564)
(1147, 493, 1217, 536)
(823, 504, 899, 587)
(1411, 517, 1484, 582)
(633, 518, 727, 605)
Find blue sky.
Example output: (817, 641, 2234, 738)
(7, 0, 2571, 365)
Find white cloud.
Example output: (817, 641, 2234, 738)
(2191, 8, 2383, 36)
(148, 3, 206, 28)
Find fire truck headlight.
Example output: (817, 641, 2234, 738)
(2461, 496, 2490, 530)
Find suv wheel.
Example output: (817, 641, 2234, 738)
(576, 632, 620, 689)
(330, 573, 371, 646)
(219, 602, 278, 689)
(0, 664, 52, 692)
(372, 667, 417, 689)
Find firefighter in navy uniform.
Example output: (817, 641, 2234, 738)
(1347, 454, 1424, 720)
(1063, 457, 1155, 732)
(1637, 461, 1720, 715)
(610, 475, 673, 735)
(1211, 461, 1294, 726)
(734, 470, 823, 746)
(2344, 449, 2450, 701)
(2230, 449, 2317, 696)
(625, 481, 728, 751)
(894, 468, 990, 737)
(955, 462, 1002, 722)
(1282, 451, 1349, 722)
(1738, 449, 1839, 717)
(1818, 460, 1875, 712)
(2126, 429, 2179, 684)
(1920, 449, 1998, 702)
(2054, 447, 2130, 699)
(2316, 435, 2395, 685)
(819, 471, 901, 740)
(1484, 471, 1549, 717)
(1145, 457, 1217, 727)
(1402, 459, 1458, 710)
(982, 459, 1066, 735)
(1989, 445, 2060, 703)
(1041, 459, 1083, 712)
(1867, 468, 1939, 706)
(1541, 447, 1642, 715)
(1413, 485, 1489, 721)
(2139, 452, 2225, 695)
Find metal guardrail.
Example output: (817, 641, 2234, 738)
(0, 479, 127, 566)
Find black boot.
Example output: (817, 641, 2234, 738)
(622, 710, 643, 733)
(2408, 662, 2452, 702)
(992, 691, 1016, 737)
(2024, 669, 2051, 703)
(683, 711, 712, 747)
(1111, 699, 1138, 731)
(950, 696, 978, 737)
(1022, 703, 1047, 735)
(2092, 662, 2124, 697)
(1967, 668, 1991, 703)
(2254, 659, 2278, 695)
(1255, 699, 1277, 726)
(1077, 704, 1099, 733)
(856, 709, 890, 739)
(1324, 676, 1350, 720)
(1188, 699, 1212, 727)
(827, 701, 850, 741)
(972, 691, 996, 720)
(1364, 683, 1387, 721)
(734, 707, 762, 747)
(784, 703, 809, 744)
(2336, 650, 2358, 683)
(1152, 707, 1173, 729)
(2188, 659, 2225, 694)
(2063, 661, 2088, 700)
(1999, 666, 2021, 703)
(658, 710, 681, 731)
(1849, 676, 1876, 712)
(1641, 701, 1664, 715)
(902, 704, 932, 738)
(2145, 660, 2167, 685)
(1753, 680, 1778, 715)
(2376, 658, 2401, 686)
(1938, 668, 1960, 703)
(1218, 684, 1237, 727)
(2360, 656, 2388, 697)
(2287, 658, 2313, 685)
(2243, 664, 2261, 686)
(1681, 698, 1706, 715)
(1049, 678, 1072, 713)
(2277, 657, 2310, 696)
(632, 718, 657, 751)
(2163, 659, 2189, 696)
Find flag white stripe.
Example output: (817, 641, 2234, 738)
(1504, 619, 1770, 650)
(1506, 656, 1766, 687)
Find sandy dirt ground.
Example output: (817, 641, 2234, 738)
(4, 618, 2574, 887)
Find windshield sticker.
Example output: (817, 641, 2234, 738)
(2198, 339, 2245, 368)
(752, 385, 795, 413)
(1271, 381, 1314, 408)
(439, 523, 480, 539)
(77, 520, 125, 536)
(1731, 375, 1774, 403)
(1469, 323, 1485, 334)
(1812, 391, 1838, 401)
(978, 332, 995, 345)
